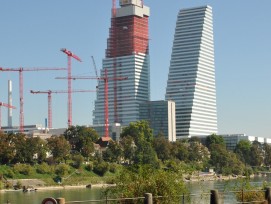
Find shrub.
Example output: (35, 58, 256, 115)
(93, 161, 109, 176)
(4, 169, 15, 178)
(13, 164, 33, 175)
(109, 163, 118, 173)
(55, 163, 70, 176)
(85, 162, 94, 172)
(36, 163, 52, 174)
(14, 180, 23, 189)
(72, 154, 84, 169)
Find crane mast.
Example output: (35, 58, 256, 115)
(30, 89, 95, 129)
(55, 70, 128, 138)
(0, 67, 66, 132)
(61, 48, 82, 127)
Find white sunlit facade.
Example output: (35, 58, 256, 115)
(165, 5, 217, 139)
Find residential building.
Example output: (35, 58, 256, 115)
(165, 6, 217, 139)
(139, 100, 176, 142)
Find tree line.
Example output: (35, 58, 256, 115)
(0, 120, 270, 176)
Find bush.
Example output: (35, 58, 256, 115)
(109, 163, 118, 173)
(4, 169, 15, 178)
(36, 163, 52, 174)
(13, 164, 33, 175)
(85, 162, 94, 172)
(55, 164, 70, 176)
(104, 165, 188, 203)
(93, 161, 109, 176)
(72, 154, 84, 169)
(14, 180, 22, 189)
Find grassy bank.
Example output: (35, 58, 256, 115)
(0, 163, 119, 189)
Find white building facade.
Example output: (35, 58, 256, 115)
(165, 6, 217, 139)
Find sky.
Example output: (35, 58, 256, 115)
(0, 0, 270, 138)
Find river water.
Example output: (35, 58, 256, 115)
(0, 176, 270, 204)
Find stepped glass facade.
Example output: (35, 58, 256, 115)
(93, 0, 150, 126)
(165, 6, 217, 139)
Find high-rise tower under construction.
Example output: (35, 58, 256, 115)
(93, 0, 150, 127)
(166, 6, 217, 139)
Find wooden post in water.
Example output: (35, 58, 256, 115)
(210, 190, 219, 204)
(265, 187, 271, 204)
(144, 193, 153, 204)
(56, 198, 65, 204)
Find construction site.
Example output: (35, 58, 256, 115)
(0, 0, 170, 141)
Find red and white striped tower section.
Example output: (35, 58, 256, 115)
(93, 0, 150, 128)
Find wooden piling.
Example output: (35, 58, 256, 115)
(265, 187, 271, 204)
(210, 189, 219, 204)
(144, 193, 153, 204)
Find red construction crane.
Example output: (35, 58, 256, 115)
(60, 48, 82, 127)
(0, 67, 66, 132)
(56, 69, 128, 138)
(111, 0, 118, 123)
(0, 102, 16, 130)
(30, 89, 96, 129)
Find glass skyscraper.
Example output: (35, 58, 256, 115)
(165, 6, 217, 139)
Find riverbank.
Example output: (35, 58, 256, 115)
(0, 182, 116, 193)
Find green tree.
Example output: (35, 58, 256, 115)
(263, 143, 271, 166)
(103, 141, 123, 163)
(153, 136, 172, 161)
(235, 140, 252, 165)
(173, 140, 189, 162)
(206, 134, 225, 149)
(63, 126, 99, 155)
(250, 141, 263, 167)
(209, 144, 245, 175)
(120, 136, 136, 164)
(121, 121, 158, 166)
(47, 136, 71, 163)
(0, 132, 15, 164)
(121, 120, 153, 144)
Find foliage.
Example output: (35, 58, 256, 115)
(121, 121, 159, 166)
(104, 165, 188, 204)
(103, 141, 122, 163)
(209, 144, 245, 175)
(36, 162, 52, 174)
(121, 120, 153, 144)
(109, 163, 119, 173)
(63, 126, 99, 157)
(85, 162, 94, 172)
(13, 163, 34, 175)
(235, 140, 252, 165)
(233, 179, 265, 203)
(47, 136, 71, 163)
(0, 133, 16, 164)
(55, 163, 71, 176)
(153, 136, 173, 161)
(250, 141, 264, 166)
(205, 134, 225, 149)
(93, 161, 109, 176)
(71, 154, 84, 169)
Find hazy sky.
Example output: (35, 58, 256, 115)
(0, 1, 270, 138)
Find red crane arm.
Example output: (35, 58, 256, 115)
(55, 76, 128, 81)
(61, 48, 82, 62)
(30, 89, 96, 94)
(0, 102, 16, 109)
(0, 67, 66, 71)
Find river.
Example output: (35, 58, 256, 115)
(0, 176, 270, 204)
